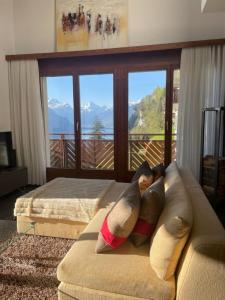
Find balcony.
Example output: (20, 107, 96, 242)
(49, 133, 177, 170)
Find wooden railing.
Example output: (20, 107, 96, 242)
(49, 133, 177, 170)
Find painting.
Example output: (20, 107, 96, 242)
(56, 0, 128, 51)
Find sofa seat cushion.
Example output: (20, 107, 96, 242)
(57, 208, 175, 300)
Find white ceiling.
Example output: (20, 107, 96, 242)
(202, 0, 225, 13)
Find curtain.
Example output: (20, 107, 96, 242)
(9, 60, 47, 185)
(40, 77, 50, 167)
(176, 45, 225, 179)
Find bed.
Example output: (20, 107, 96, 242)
(14, 177, 129, 239)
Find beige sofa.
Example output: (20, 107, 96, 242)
(57, 165, 225, 300)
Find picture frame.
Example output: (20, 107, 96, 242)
(56, 0, 128, 51)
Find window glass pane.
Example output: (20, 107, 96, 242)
(46, 76, 75, 168)
(79, 74, 114, 170)
(128, 71, 166, 170)
(172, 69, 180, 161)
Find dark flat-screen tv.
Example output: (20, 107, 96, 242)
(0, 132, 16, 169)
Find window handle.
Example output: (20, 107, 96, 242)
(166, 121, 169, 132)
(76, 121, 79, 132)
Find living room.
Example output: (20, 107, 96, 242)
(0, 0, 225, 299)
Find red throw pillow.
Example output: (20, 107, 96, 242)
(130, 177, 165, 246)
(95, 181, 141, 253)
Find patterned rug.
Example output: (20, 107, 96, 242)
(0, 234, 74, 300)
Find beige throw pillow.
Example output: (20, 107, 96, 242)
(95, 181, 141, 253)
(149, 162, 193, 280)
(130, 177, 165, 247)
(138, 174, 154, 196)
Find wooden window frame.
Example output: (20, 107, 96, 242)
(39, 49, 181, 182)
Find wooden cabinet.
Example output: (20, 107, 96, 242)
(0, 167, 27, 197)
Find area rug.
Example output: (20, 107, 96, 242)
(0, 234, 74, 299)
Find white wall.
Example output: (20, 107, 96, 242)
(0, 0, 14, 131)
(202, 0, 225, 13)
(13, 0, 55, 54)
(0, 0, 225, 131)
(188, 0, 225, 41)
(13, 0, 225, 54)
(128, 0, 189, 46)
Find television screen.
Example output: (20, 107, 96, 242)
(0, 141, 9, 166)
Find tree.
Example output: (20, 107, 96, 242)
(90, 116, 105, 140)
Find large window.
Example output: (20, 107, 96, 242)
(40, 50, 180, 181)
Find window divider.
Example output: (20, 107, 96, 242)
(73, 73, 81, 172)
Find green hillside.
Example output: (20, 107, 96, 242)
(129, 86, 166, 138)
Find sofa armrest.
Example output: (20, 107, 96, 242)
(176, 235, 225, 300)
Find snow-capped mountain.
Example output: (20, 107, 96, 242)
(48, 99, 74, 125)
(48, 98, 138, 134)
(48, 98, 68, 109)
(48, 99, 114, 133)
(80, 102, 113, 129)
(81, 101, 111, 113)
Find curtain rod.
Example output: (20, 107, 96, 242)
(5, 38, 225, 61)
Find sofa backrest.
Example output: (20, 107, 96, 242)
(150, 162, 193, 280)
(176, 168, 225, 300)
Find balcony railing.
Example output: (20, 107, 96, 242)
(49, 133, 177, 170)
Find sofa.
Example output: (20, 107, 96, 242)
(57, 163, 225, 300)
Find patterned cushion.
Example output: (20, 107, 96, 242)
(132, 161, 154, 183)
(95, 181, 141, 253)
(152, 163, 166, 181)
(130, 177, 165, 247)
(138, 174, 154, 195)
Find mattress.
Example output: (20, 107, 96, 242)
(16, 181, 129, 239)
(14, 177, 119, 223)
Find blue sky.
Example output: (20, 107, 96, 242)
(129, 71, 166, 102)
(47, 76, 74, 106)
(80, 74, 113, 107)
(47, 71, 166, 107)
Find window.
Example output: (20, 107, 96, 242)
(46, 76, 75, 169)
(128, 71, 166, 169)
(39, 50, 180, 181)
(79, 74, 114, 170)
(172, 69, 180, 161)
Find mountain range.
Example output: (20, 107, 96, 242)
(48, 98, 135, 134)
(48, 87, 168, 135)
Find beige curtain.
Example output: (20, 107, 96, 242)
(176, 45, 225, 179)
(40, 77, 50, 167)
(8, 60, 47, 185)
